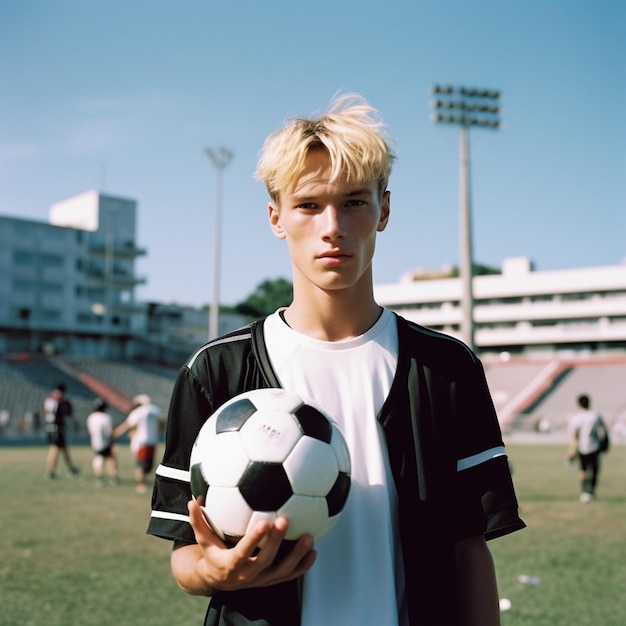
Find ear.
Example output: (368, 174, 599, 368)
(268, 202, 286, 239)
(377, 190, 391, 232)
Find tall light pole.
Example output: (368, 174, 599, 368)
(204, 146, 233, 340)
(430, 85, 501, 352)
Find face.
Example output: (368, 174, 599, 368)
(269, 149, 390, 296)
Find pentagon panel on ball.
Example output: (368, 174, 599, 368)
(189, 388, 351, 543)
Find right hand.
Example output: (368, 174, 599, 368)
(171, 499, 317, 595)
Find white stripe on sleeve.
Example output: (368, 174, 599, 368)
(457, 446, 507, 472)
(156, 464, 190, 483)
(150, 510, 190, 523)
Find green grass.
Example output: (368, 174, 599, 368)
(1, 443, 624, 625)
(491, 443, 626, 626)
(0, 444, 208, 626)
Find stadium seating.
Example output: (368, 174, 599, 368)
(1, 352, 625, 444)
(484, 356, 626, 439)
(0, 354, 175, 441)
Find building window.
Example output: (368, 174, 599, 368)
(39, 310, 62, 322)
(77, 312, 104, 325)
(80, 287, 106, 300)
(41, 254, 64, 268)
(13, 223, 36, 237)
(561, 292, 592, 302)
(483, 296, 524, 305)
(46, 228, 67, 242)
(13, 250, 37, 266)
(12, 279, 36, 292)
(41, 282, 64, 294)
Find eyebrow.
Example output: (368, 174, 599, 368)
(344, 188, 373, 197)
(294, 188, 373, 200)
(288, 186, 374, 204)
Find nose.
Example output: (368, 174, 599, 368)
(321, 205, 346, 241)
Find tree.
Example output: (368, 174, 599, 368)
(449, 263, 501, 278)
(235, 278, 293, 320)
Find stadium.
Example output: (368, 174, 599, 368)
(3, 1, 624, 623)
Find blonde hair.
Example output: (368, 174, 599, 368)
(255, 93, 395, 204)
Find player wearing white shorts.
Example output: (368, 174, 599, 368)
(86, 398, 119, 486)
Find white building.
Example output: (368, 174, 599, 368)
(375, 257, 626, 358)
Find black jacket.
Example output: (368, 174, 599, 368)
(148, 314, 525, 625)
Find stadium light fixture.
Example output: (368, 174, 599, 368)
(430, 84, 501, 352)
(204, 146, 233, 340)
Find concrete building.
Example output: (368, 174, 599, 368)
(0, 191, 248, 364)
(0, 191, 147, 358)
(142, 301, 247, 364)
(374, 256, 626, 358)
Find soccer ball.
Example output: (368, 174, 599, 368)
(189, 388, 351, 544)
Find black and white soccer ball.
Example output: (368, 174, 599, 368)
(189, 388, 351, 544)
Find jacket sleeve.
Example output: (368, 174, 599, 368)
(452, 357, 526, 541)
(147, 364, 214, 544)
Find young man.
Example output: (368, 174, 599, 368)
(86, 398, 119, 487)
(147, 94, 525, 625)
(113, 394, 164, 493)
(43, 383, 80, 479)
(567, 393, 609, 502)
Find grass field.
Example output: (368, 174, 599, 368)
(490, 441, 626, 625)
(1, 442, 624, 625)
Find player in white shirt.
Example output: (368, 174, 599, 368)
(86, 398, 119, 486)
(114, 394, 164, 493)
(567, 393, 609, 502)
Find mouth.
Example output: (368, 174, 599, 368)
(319, 248, 351, 258)
(317, 250, 352, 265)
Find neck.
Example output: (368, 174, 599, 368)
(284, 287, 382, 342)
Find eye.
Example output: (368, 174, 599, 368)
(345, 199, 366, 207)
(296, 202, 318, 210)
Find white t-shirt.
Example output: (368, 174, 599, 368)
(43, 397, 58, 423)
(264, 308, 408, 626)
(569, 409, 602, 454)
(87, 411, 113, 452)
(126, 403, 163, 453)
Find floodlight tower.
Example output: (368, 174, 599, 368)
(430, 85, 501, 352)
(204, 146, 233, 340)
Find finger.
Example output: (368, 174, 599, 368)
(252, 519, 314, 574)
(276, 533, 315, 571)
(291, 543, 317, 575)
(188, 499, 224, 548)
(247, 516, 292, 564)
(257, 535, 317, 587)
(187, 498, 207, 530)
(233, 518, 276, 560)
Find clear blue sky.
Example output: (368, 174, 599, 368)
(1, 1, 624, 307)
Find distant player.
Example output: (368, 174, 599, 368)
(86, 398, 119, 486)
(147, 94, 525, 625)
(567, 393, 609, 502)
(114, 394, 164, 493)
(43, 383, 79, 479)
